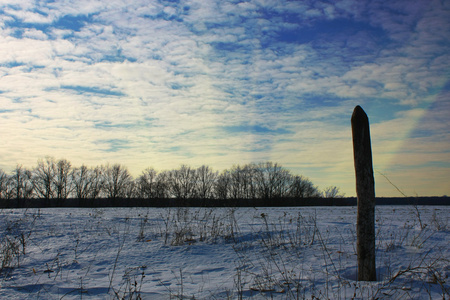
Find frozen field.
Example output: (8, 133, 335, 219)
(1, 206, 449, 299)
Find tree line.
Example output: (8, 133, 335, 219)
(0, 157, 343, 205)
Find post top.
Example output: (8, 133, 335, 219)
(352, 105, 368, 124)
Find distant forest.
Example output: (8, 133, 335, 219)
(0, 157, 346, 207)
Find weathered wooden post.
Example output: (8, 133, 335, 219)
(351, 105, 376, 281)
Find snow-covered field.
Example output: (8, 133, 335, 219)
(1, 206, 449, 299)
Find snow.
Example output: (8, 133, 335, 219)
(1, 206, 449, 299)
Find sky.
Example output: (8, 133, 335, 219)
(0, 0, 449, 197)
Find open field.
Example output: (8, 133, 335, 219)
(1, 206, 449, 299)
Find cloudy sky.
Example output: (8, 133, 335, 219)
(1, 0, 449, 197)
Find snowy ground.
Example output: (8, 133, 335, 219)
(1, 206, 449, 299)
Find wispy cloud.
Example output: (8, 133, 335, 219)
(0, 0, 449, 196)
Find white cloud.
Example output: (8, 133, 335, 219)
(0, 0, 449, 196)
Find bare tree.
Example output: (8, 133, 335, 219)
(124, 179, 138, 199)
(72, 165, 93, 200)
(154, 170, 170, 198)
(3, 159, 332, 205)
(288, 175, 321, 198)
(229, 164, 257, 199)
(273, 169, 293, 198)
(54, 159, 72, 199)
(215, 170, 230, 200)
(103, 164, 132, 199)
(89, 166, 104, 199)
(33, 157, 72, 201)
(228, 165, 243, 199)
(323, 186, 345, 198)
(10, 165, 34, 200)
(195, 165, 217, 199)
(137, 168, 158, 199)
(255, 162, 292, 199)
(169, 165, 197, 199)
(33, 157, 57, 200)
(2, 165, 34, 208)
(242, 163, 258, 199)
(0, 169, 10, 199)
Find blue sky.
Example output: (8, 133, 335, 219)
(1, 0, 449, 196)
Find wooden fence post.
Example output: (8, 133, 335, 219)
(351, 105, 376, 281)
